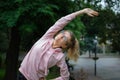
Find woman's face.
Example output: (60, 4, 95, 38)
(54, 31, 71, 49)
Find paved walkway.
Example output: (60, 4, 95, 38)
(69, 53, 120, 80)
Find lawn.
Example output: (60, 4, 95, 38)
(46, 66, 60, 80)
(0, 68, 5, 80)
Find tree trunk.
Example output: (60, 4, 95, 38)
(0, 56, 1, 68)
(4, 26, 20, 80)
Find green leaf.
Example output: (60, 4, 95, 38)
(20, 24, 37, 33)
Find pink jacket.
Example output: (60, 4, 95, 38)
(19, 12, 76, 80)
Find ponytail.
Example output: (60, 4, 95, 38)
(57, 30, 80, 61)
(67, 34, 80, 61)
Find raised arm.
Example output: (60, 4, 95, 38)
(42, 8, 99, 39)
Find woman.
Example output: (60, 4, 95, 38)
(19, 8, 98, 80)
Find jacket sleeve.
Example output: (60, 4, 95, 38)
(41, 13, 76, 39)
(55, 56, 70, 80)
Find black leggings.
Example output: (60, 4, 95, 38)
(17, 72, 27, 80)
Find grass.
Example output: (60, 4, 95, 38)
(0, 68, 5, 80)
(46, 66, 60, 80)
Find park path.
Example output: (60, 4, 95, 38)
(69, 53, 120, 80)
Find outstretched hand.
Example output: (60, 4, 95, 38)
(83, 8, 99, 17)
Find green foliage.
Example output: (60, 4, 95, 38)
(20, 24, 37, 34)
(0, 0, 58, 27)
(0, 0, 86, 51)
(19, 24, 37, 50)
(0, 0, 119, 52)
(0, 68, 5, 80)
(0, 0, 60, 51)
(0, 28, 9, 52)
(107, 13, 120, 52)
(46, 66, 60, 79)
(72, 0, 120, 53)
(0, 0, 23, 27)
(64, 17, 86, 43)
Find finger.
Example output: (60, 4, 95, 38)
(93, 11, 99, 16)
(89, 12, 98, 17)
(87, 13, 94, 17)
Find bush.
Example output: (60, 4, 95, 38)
(0, 68, 5, 80)
(46, 66, 60, 80)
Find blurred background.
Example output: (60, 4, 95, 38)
(0, 0, 120, 80)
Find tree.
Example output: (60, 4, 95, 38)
(72, 0, 120, 54)
(107, 13, 120, 53)
(0, 0, 84, 80)
(0, 0, 58, 80)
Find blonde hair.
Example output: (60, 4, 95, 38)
(55, 30, 80, 61)
(66, 30, 80, 61)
